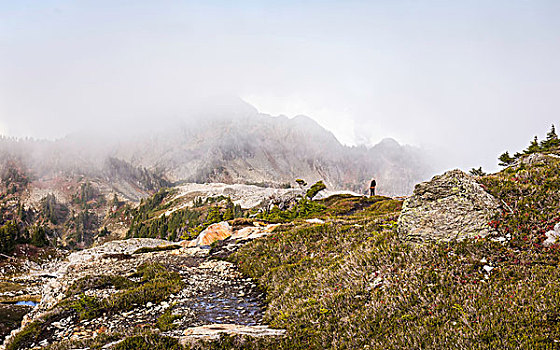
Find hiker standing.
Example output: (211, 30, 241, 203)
(370, 178, 376, 196)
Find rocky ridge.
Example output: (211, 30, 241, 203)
(166, 183, 302, 212)
(166, 182, 359, 215)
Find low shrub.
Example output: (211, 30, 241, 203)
(66, 275, 135, 297)
(70, 293, 104, 320)
(156, 308, 182, 331)
(5, 320, 42, 350)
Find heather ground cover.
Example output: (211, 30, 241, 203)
(218, 155, 560, 349)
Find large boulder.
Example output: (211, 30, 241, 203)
(397, 169, 501, 241)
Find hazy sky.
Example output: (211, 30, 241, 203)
(1, 1, 559, 172)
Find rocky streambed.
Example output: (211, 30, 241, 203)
(1, 225, 285, 349)
(0, 258, 54, 343)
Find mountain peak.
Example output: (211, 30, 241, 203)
(378, 138, 401, 147)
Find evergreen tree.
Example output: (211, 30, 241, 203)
(111, 194, 119, 209)
(234, 204, 243, 218)
(17, 202, 24, 220)
(541, 125, 560, 150)
(168, 230, 177, 242)
(205, 207, 223, 225)
(30, 226, 49, 247)
(42, 194, 58, 224)
(0, 222, 18, 254)
(498, 151, 515, 167)
(193, 197, 203, 208)
(223, 206, 234, 221)
(99, 227, 109, 237)
(469, 167, 486, 177)
(524, 136, 542, 154)
(223, 198, 235, 221)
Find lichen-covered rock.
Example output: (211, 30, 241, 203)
(514, 152, 560, 167)
(397, 169, 501, 241)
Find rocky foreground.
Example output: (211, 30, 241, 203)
(1, 223, 286, 350)
(3, 152, 560, 349)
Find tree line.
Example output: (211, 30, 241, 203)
(499, 125, 560, 166)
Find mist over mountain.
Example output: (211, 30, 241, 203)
(0, 99, 432, 197)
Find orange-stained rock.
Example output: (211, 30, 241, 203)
(230, 224, 280, 240)
(192, 222, 233, 246)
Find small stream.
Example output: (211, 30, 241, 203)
(13, 301, 38, 307)
(192, 291, 263, 325)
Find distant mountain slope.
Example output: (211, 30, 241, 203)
(0, 137, 170, 201)
(106, 103, 432, 196)
(0, 99, 432, 197)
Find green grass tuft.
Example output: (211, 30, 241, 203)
(113, 332, 184, 350)
(156, 308, 182, 331)
(5, 320, 42, 350)
(66, 275, 136, 297)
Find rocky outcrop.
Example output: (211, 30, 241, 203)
(514, 153, 560, 167)
(397, 169, 501, 242)
(20, 239, 179, 320)
(206, 223, 281, 260)
(181, 323, 286, 342)
(66, 238, 172, 266)
(183, 221, 279, 253)
(2, 235, 281, 349)
(168, 183, 302, 210)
